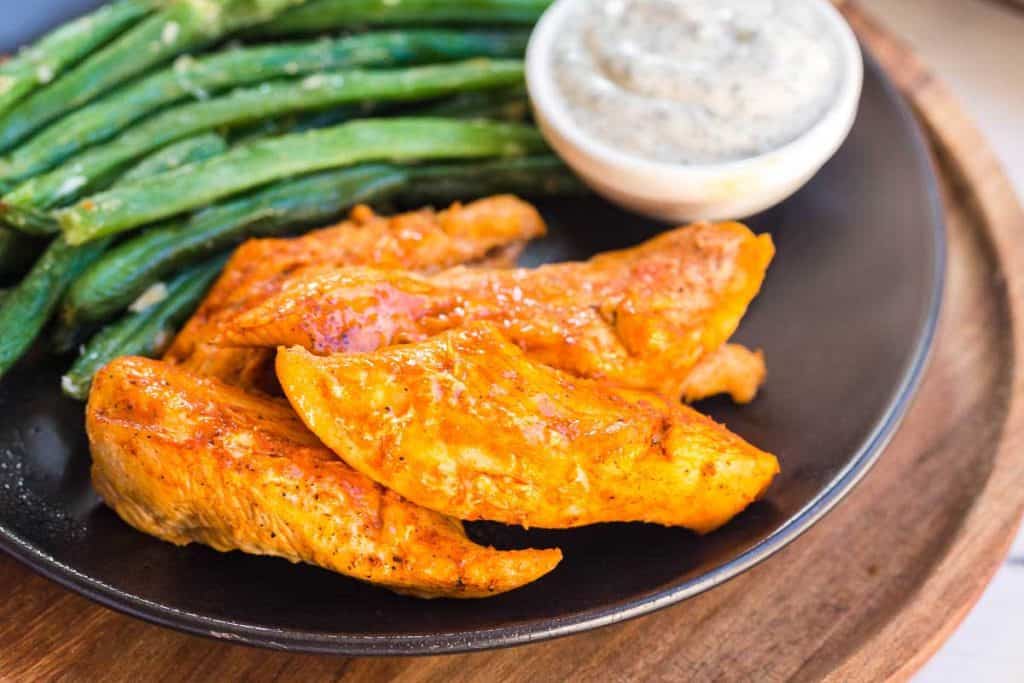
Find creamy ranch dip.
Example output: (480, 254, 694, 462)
(551, 0, 846, 165)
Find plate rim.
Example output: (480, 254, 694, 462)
(0, 48, 947, 656)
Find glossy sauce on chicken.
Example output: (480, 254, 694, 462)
(277, 323, 779, 532)
(87, 357, 561, 598)
(219, 221, 774, 399)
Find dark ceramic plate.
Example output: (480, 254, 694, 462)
(0, 2, 944, 656)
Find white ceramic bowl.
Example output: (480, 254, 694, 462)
(526, 0, 865, 222)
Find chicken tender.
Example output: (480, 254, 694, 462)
(165, 195, 546, 390)
(276, 323, 780, 533)
(222, 221, 773, 399)
(87, 356, 561, 598)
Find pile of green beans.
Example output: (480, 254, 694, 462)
(0, 29, 530, 184)
(5, 60, 529, 222)
(0, 0, 312, 153)
(0, 0, 588, 395)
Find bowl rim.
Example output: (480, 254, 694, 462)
(0, 52, 945, 658)
(526, 0, 866, 187)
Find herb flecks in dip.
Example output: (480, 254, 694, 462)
(551, 0, 845, 165)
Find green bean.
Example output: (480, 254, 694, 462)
(234, 81, 531, 144)
(229, 105, 369, 144)
(57, 117, 546, 244)
(254, 0, 552, 37)
(402, 155, 586, 203)
(119, 133, 228, 184)
(0, 225, 45, 278)
(0, 0, 152, 119)
(62, 164, 408, 326)
(230, 83, 526, 145)
(0, 236, 111, 379)
(0, 205, 60, 236)
(412, 85, 530, 122)
(4, 59, 525, 216)
(62, 254, 227, 400)
(0, 30, 529, 184)
(0, 0, 311, 153)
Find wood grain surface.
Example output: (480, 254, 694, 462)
(2, 3, 1023, 681)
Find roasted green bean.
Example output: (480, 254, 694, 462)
(56, 118, 546, 244)
(0, 236, 111, 379)
(255, 0, 552, 37)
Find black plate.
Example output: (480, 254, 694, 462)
(0, 2, 944, 655)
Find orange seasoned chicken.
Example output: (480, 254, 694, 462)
(222, 222, 774, 399)
(681, 344, 766, 404)
(87, 357, 561, 598)
(165, 196, 546, 390)
(276, 323, 780, 533)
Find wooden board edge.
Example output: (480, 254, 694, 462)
(831, 4, 1024, 680)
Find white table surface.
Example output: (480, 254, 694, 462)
(858, 0, 1024, 679)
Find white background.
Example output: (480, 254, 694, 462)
(859, 0, 1024, 680)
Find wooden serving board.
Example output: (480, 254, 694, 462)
(1, 4, 1022, 680)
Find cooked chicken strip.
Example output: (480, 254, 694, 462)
(87, 356, 562, 598)
(276, 323, 780, 533)
(222, 221, 774, 399)
(165, 196, 546, 390)
(681, 344, 766, 404)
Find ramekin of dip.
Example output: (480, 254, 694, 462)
(526, 0, 864, 221)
